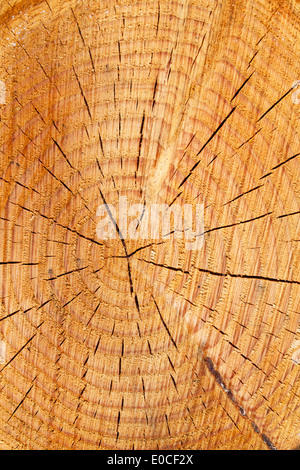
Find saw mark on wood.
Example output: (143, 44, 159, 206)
(203, 357, 277, 450)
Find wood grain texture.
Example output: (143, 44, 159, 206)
(0, 0, 299, 450)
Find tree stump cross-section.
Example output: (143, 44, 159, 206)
(0, 0, 299, 450)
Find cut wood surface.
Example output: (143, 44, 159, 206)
(0, 0, 299, 450)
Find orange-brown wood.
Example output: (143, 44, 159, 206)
(0, 0, 299, 450)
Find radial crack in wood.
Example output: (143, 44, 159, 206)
(0, 0, 299, 451)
